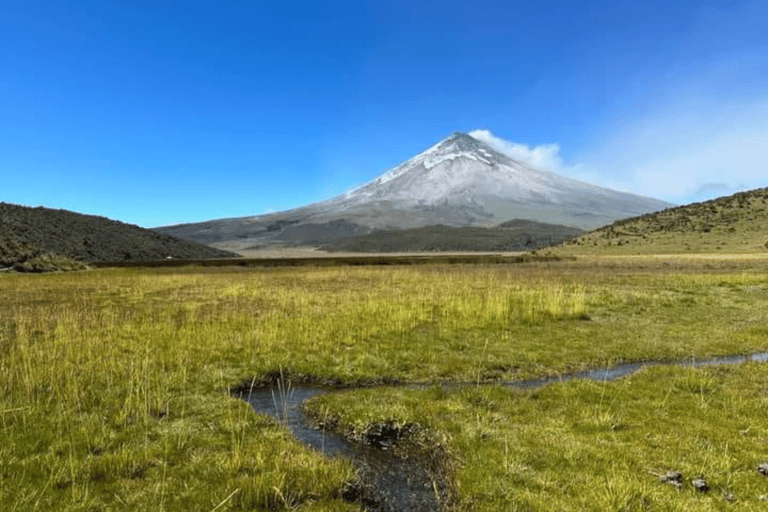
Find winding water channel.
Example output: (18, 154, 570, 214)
(241, 352, 768, 511)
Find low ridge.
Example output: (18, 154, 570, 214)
(320, 219, 584, 253)
(0, 202, 238, 271)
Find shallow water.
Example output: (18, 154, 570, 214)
(241, 351, 768, 510)
(242, 385, 447, 511)
(505, 351, 768, 389)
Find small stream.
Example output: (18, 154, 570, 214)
(240, 351, 768, 511)
(242, 384, 449, 511)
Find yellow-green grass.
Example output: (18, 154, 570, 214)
(0, 269, 358, 511)
(1, 258, 768, 509)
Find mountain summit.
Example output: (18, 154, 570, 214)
(156, 132, 672, 249)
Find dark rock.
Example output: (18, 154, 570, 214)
(692, 477, 709, 493)
(758, 462, 768, 476)
(659, 471, 683, 490)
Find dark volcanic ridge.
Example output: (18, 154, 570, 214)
(0, 202, 238, 271)
(319, 219, 584, 253)
(157, 132, 671, 251)
(559, 187, 768, 252)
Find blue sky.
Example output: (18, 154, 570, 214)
(2, 0, 766, 227)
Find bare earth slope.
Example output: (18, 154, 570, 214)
(0, 202, 238, 271)
(156, 132, 671, 251)
(556, 188, 768, 254)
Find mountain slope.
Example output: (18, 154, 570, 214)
(157, 132, 672, 250)
(0, 202, 238, 270)
(320, 219, 584, 253)
(556, 188, 768, 254)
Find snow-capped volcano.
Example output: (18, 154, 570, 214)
(344, 132, 596, 205)
(327, 131, 670, 225)
(156, 132, 672, 249)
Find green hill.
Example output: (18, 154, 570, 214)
(556, 188, 768, 254)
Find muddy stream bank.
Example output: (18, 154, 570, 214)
(238, 352, 768, 511)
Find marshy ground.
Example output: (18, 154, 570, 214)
(2, 254, 768, 510)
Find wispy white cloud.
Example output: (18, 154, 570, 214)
(468, 129, 568, 172)
(570, 0, 768, 204)
(469, 91, 768, 206)
(579, 95, 768, 204)
(470, 0, 768, 205)
(467, 129, 638, 195)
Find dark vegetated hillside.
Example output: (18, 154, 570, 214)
(319, 219, 584, 252)
(560, 188, 768, 253)
(0, 238, 89, 272)
(0, 202, 238, 271)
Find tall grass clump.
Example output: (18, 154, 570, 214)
(0, 270, 356, 511)
(507, 284, 588, 324)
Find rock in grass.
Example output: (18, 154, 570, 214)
(692, 477, 709, 493)
(757, 462, 768, 476)
(659, 471, 683, 489)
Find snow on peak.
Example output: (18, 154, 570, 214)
(344, 132, 529, 198)
(423, 151, 492, 169)
(369, 133, 499, 183)
(363, 134, 455, 187)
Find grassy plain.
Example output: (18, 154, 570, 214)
(2, 255, 768, 510)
